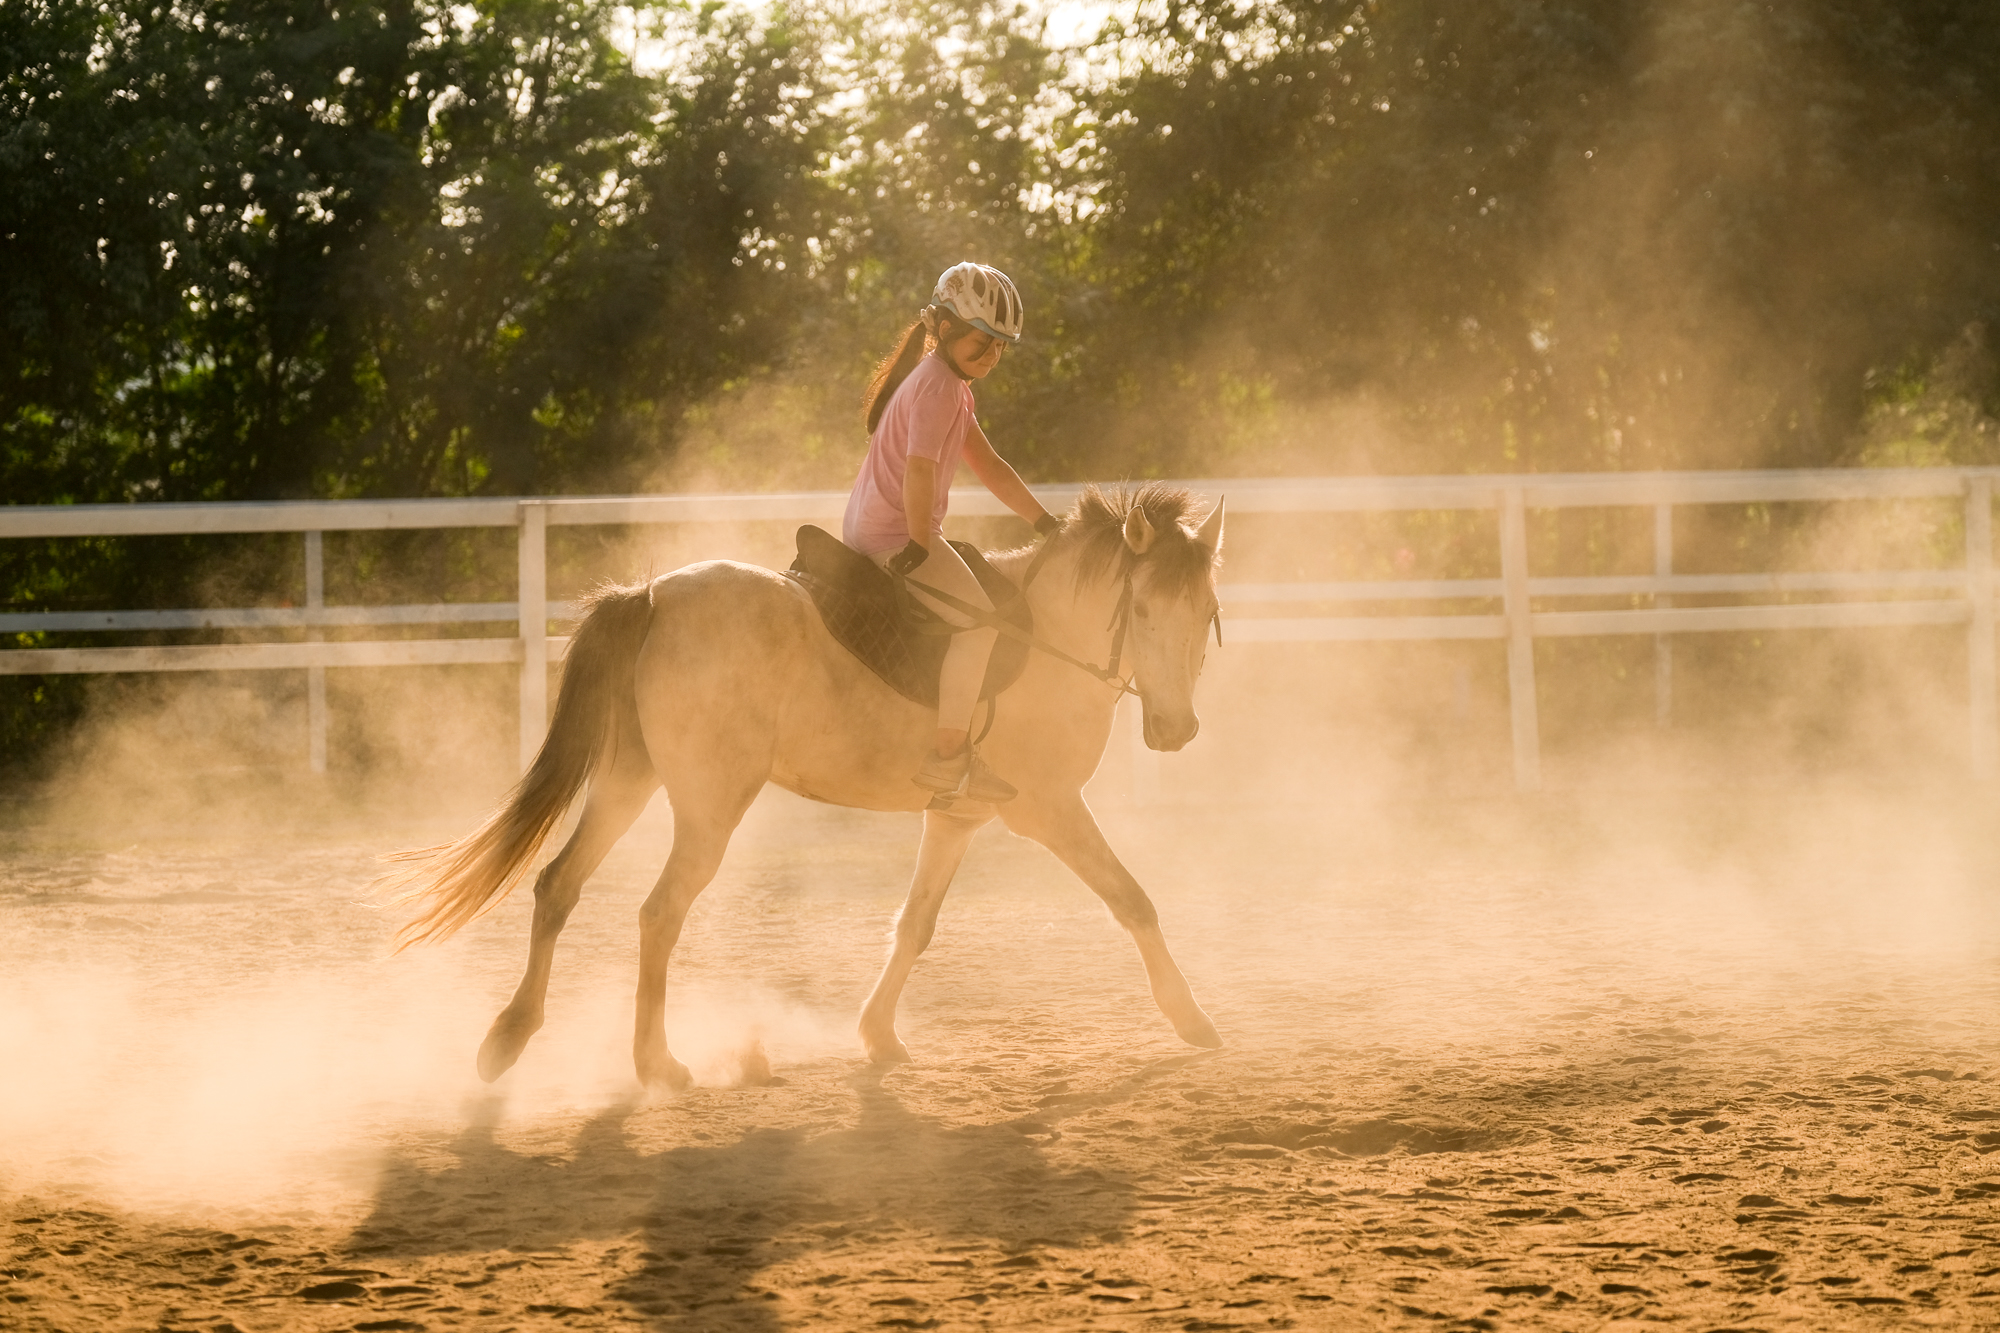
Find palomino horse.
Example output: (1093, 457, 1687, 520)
(386, 482, 1226, 1090)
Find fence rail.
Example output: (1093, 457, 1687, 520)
(5, 468, 1997, 790)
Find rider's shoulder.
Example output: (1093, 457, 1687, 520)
(906, 352, 955, 386)
(906, 354, 972, 403)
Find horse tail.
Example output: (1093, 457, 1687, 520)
(382, 580, 655, 950)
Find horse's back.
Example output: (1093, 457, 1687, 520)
(633, 559, 934, 811)
(635, 561, 818, 715)
(646, 559, 809, 644)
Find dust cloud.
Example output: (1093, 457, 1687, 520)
(7, 748, 2000, 1327)
(10, 7, 2000, 1328)
(6, 545, 1999, 1333)
(1, 789, 842, 1222)
(12, 389, 2000, 1332)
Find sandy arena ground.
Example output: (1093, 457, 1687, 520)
(6, 781, 2000, 1332)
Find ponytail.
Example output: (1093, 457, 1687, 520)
(862, 318, 932, 434)
(861, 307, 978, 434)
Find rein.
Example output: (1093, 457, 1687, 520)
(896, 542, 1141, 699)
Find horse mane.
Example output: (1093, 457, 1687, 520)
(1063, 482, 1219, 597)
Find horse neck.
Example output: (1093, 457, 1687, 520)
(996, 541, 1126, 658)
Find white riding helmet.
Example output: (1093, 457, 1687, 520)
(932, 262, 1024, 342)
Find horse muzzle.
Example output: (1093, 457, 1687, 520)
(1142, 708, 1200, 752)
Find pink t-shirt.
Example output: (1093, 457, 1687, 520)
(843, 353, 975, 556)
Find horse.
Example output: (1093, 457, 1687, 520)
(383, 482, 1227, 1090)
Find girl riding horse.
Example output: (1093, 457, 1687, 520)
(384, 266, 1229, 1088)
(844, 262, 1059, 804)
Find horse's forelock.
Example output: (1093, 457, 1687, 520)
(1066, 482, 1219, 600)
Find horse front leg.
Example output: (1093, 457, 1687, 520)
(1002, 794, 1223, 1049)
(858, 806, 990, 1064)
(479, 741, 657, 1082)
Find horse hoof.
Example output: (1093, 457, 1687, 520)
(636, 1051, 693, 1092)
(1176, 1015, 1224, 1049)
(477, 1014, 538, 1082)
(863, 1034, 911, 1066)
(475, 1044, 515, 1084)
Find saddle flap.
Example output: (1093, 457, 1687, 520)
(788, 526, 1031, 707)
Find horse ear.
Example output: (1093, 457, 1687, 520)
(1195, 496, 1225, 553)
(1123, 505, 1157, 554)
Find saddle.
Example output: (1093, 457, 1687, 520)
(786, 525, 1032, 707)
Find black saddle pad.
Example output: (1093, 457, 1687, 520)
(787, 525, 1031, 707)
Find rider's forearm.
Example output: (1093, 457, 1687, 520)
(995, 466, 1049, 526)
(903, 457, 937, 549)
(967, 447, 1049, 525)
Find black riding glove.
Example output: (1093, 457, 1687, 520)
(889, 540, 929, 575)
(1034, 513, 1061, 537)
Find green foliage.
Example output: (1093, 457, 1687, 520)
(1048, 0, 2000, 475)
(1, 0, 832, 508)
(10, 0, 2000, 508)
(1856, 325, 2000, 468)
(6, 0, 2000, 770)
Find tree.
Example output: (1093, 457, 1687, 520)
(1058, 0, 2000, 475)
(0, 0, 836, 509)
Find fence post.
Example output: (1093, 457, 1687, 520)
(1654, 502, 1674, 729)
(518, 501, 548, 773)
(1500, 486, 1541, 791)
(1968, 477, 1995, 780)
(305, 531, 327, 774)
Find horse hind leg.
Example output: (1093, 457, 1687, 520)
(632, 777, 764, 1091)
(858, 807, 990, 1065)
(477, 740, 658, 1082)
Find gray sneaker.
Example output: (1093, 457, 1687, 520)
(910, 747, 1018, 803)
(912, 748, 970, 794)
(962, 750, 1018, 803)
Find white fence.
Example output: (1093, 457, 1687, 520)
(3, 469, 1996, 791)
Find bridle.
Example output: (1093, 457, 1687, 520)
(1016, 540, 1222, 681)
(900, 549, 1141, 698)
(899, 533, 1222, 745)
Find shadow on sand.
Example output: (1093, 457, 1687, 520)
(346, 1066, 1162, 1329)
